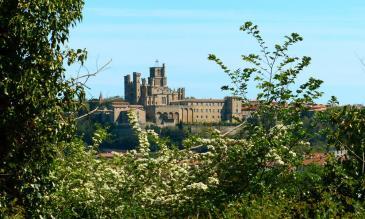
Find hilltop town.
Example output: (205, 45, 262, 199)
(92, 63, 328, 126)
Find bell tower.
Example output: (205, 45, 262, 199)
(149, 63, 167, 87)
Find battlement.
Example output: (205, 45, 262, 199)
(121, 63, 244, 125)
(124, 63, 184, 106)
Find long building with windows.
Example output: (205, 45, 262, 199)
(121, 63, 243, 125)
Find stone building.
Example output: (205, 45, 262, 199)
(87, 96, 146, 125)
(101, 63, 330, 126)
(145, 97, 242, 125)
(111, 100, 146, 124)
(124, 63, 185, 106)
(122, 63, 243, 125)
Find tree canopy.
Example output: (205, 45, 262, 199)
(0, 0, 86, 214)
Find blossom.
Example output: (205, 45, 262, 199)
(208, 177, 219, 185)
(188, 182, 209, 191)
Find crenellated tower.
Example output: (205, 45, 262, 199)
(124, 63, 185, 106)
(124, 74, 132, 103)
(132, 72, 141, 104)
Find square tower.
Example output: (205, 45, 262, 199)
(149, 63, 167, 87)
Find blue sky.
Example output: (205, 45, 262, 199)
(68, 0, 365, 104)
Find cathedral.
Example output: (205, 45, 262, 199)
(124, 63, 185, 107)
(96, 62, 326, 126)
(118, 63, 244, 125)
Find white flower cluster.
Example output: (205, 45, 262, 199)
(267, 148, 285, 165)
(208, 176, 219, 185)
(127, 110, 149, 154)
(187, 182, 208, 191)
(43, 110, 303, 218)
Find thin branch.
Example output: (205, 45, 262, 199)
(221, 121, 246, 137)
(190, 144, 203, 150)
(362, 151, 365, 175)
(75, 107, 99, 120)
(336, 139, 364, 163)
(74, 59, 112, 82)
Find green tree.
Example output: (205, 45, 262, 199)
(320, 106, 365, 201)
(208, 22, 323, 194)
(0, 0, 86, 215)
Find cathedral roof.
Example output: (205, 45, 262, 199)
(170, 99, 224, 103)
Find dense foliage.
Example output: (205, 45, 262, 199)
(1, 1, 365, 217)
(0, 0, 86, 216)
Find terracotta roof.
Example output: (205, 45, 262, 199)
(98, 150, 128, 158)
(112, 101, 129, 105)
(303, 153, 328, 166)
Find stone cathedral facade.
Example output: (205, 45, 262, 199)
(122, 63, 244, 125)
(124, 64, 185, 107)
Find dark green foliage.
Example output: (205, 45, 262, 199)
(102, 124, 139, 150)
(0, 0, 85, 215)
(147, 124, 191, 148)
(318, 106, 365, 207)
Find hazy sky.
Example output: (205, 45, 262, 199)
(68, 0, 365, 104)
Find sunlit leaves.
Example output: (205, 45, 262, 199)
(207, 22, 325, 198)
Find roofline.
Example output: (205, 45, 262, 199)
(170, 99, 225, 103)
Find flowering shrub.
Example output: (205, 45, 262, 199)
(39, 111, 224, 217)
(35, 103, 316, 218)
(35, 22, 330, 218)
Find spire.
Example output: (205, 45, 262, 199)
(155, 59, 159, 67)
(98, 92, 104, 104)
